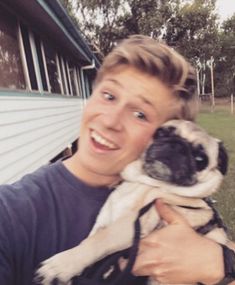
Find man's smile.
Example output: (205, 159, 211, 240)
(90, 130, 119, 151)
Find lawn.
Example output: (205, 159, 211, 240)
(196, 104, 235, 240)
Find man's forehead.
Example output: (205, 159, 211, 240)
(102, 77, 122, 88)
(102, 77, 155, 105)
(99, 67, 176, 108)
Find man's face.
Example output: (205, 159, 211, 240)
(75, 66, 178, 186)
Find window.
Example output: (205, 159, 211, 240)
(43, 42, 61, 94)
(34, 35, 49, 92)
(20, 23, 38, 90)
(68, 61, 78, 96)
(75, 67, 82, 97)
(57, 55, 66, 94)
(0, 7, 26, 89)
(64, 59, 71, 95)
(0, 3, 90, 98)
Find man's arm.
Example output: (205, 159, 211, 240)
(0, 188, 21, 285)
(0, 213, 15, 285)
(0, 257, 14, 285)
(133, 199, 225, 284)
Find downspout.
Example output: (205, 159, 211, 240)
(81, 59, 96, 103)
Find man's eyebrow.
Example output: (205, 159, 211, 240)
(136, 95, 153, 106)
(104, 78, 122, 87)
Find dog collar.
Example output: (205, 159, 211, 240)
(222, 245, 235, 281)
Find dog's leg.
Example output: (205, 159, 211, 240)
(35, 210, 140, 285)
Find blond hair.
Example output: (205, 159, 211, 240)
(95, 35, 198, 121)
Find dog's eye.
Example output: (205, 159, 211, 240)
(192, 145, 208, 171)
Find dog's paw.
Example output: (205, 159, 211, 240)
(34, 250, 82, 285)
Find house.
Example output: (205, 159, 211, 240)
(0, 0, 100, 184)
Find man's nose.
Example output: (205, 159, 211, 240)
(102, 107, 124, 131)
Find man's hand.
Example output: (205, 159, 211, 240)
(132, 199, 225, 284)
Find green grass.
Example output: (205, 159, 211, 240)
(196, 107, 235, 240)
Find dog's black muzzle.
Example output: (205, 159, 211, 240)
(143, 135, 199, 186)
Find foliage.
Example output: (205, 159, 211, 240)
(62, 0, 128, 56)
(164, 0, 219, 60)
(119, 0, 177, 38)
(161, 0, 220, 95)
(215, 15, 235, 96)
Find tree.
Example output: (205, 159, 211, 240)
(60, 0, 128, 56)
(162, 0, 220, 96)
(164, 0, 219, 58)
(119, 0, 179, 37)
(60, 0, 219, 58)
(60, 0, 182, 56)
(215, 14, 235, 96)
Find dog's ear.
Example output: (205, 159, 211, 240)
(153, 126, 176, 139)
(218, 142, 228, 175)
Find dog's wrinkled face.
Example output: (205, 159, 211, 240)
(143, 120, 228, 187)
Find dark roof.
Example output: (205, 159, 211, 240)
(45, 0, 100, 68)
(3, 0, 100, 67)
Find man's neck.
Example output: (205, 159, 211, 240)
(63, 156, 121, 188)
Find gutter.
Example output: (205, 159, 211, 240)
(80, 59, 96, 100)
(81, 59, 96, 71)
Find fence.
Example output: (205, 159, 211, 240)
(199, 95, 234, 114)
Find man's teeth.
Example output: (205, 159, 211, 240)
(91, 131, 117, 149)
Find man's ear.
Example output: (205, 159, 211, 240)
(218, 142, 228, 175)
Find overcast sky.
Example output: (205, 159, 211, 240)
(216, 0, 235, 22)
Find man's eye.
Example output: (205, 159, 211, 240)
(103, 92, 115, 100)
(134, 111, 147, 121)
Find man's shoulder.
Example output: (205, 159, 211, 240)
(0, 161, 63, 199)
(0, 161, 69, 229)
(20, 161, 64, 186)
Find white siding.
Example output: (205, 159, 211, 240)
(0, 95, 84, 184)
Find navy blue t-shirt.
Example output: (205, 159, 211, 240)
(0, 161, 114, 285)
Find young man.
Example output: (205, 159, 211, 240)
(0, 35, 230, 285)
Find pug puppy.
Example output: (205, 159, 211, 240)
(36, 119, 228, 285)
